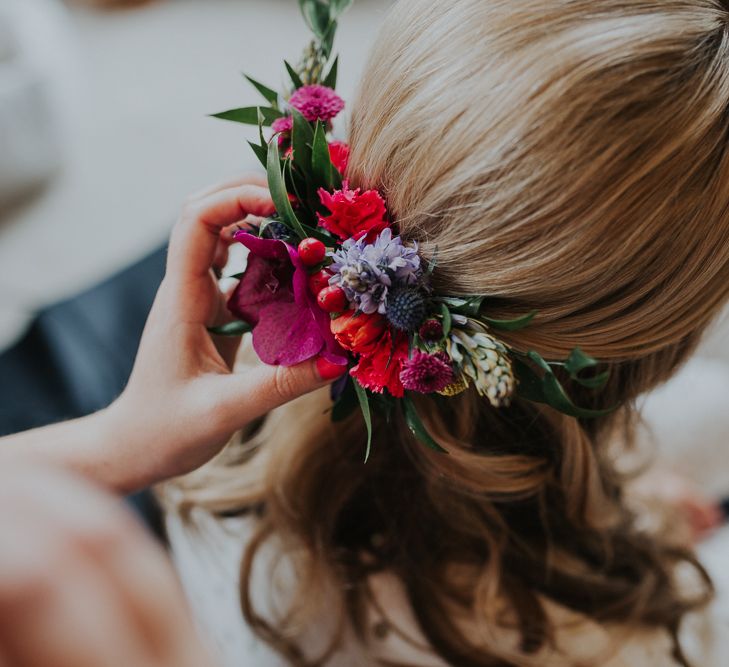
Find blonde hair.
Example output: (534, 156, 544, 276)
(174, 1, 729, 665)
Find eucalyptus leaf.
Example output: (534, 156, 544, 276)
(320, 20, 337, 59)
(243, 75, 279, 105)
(248, 140, 268, 168)
(284, 61, 304, 89)
(353, 379, 373, 462)
(211, 106, 282, 126)
(481, 310, 537, 332)
(311, 121, 334, 190)
(208, 321, 252, 336)
(541, 373, 614, 419)
(299, 0, 329, 38)
(291, 109, 314, 172)
(515, 351, 615, 419)
(267, 140, 308, 240)
(323, 55, 338, 88)
(439, 303, 452, 339)
(563, 348, 610, 389)
(425, 247, 439, 276)
(330, 0, 353, 17)
(512, 357, 548, 404)
(403, 395, 448, 453)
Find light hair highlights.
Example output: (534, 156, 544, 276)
(174, 1, 729, 665)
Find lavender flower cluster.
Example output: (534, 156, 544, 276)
(327, 229, 422, 314)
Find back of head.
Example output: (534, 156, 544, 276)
(182, 1, 729, 665)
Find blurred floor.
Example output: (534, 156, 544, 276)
(0, 0, 390, 350)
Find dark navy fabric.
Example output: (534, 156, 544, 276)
(0, 246, 168, 538)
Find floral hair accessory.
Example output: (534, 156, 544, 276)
(211, 0, 613, 459)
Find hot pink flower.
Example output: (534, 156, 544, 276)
(317, 181, 390, 242)
(227, 232, 347, 366)
(328, 141, 350, 175)
(271, 116, 293, 147)
(289, 84, 344, 123)
(399, 351, 453, 393)
(271, 116, 293, 134)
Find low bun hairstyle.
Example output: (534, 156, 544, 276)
(174, 1, 729, 665)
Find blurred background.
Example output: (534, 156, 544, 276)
(0, 0, 390, 349)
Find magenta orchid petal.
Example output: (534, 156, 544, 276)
(227, 231, 347, 367)
(251, 301, 326, 365)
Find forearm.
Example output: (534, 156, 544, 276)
(0, 408, 155, 494)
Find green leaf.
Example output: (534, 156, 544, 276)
(330, 0, 353, 17)
(515, 351, 615, 419)
(291, 109, 314, 172)
(299, 0, 330, 38)
(284, 61, 304, 90)
(541, 373, 614, 419)
(425, 247, 439, 276)
(353, 379, 373, 462)
(323, 55, 338, 88)
(512, 357, 548, 404)
(211, 106, 282, 126)
(248, 140, 268, 168)
(311, 121, 334, 190)
(320, 21, 337, 60)
(563, 347, 610, 389)
(439, 303, 452, 338)
(243, 75, 279, 105)
(481, 310, 537, 332)
(331, 376, 358, 422)
(266, 139, 308, 240)
(208, 321, 252, 336)
(403, 395, 448, 453)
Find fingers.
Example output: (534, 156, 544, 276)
(188, 172, 268, 201)
(168, 184, 275, 281)
(0, 465, 210, 667)
(212, 357, 346, 432)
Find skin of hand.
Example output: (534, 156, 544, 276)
(0, 462, 217, 667)
(0, 174, 346, 493)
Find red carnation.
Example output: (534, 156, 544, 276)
(330, 309, 387, 356)
(350, 331, 409, 398)
(317, 180, 390, 242)
(328, 141, 350, 175)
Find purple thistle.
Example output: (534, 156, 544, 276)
(328, 228, 422, 315)
(399, 350, 454, 394)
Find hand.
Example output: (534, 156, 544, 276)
(0, 463, 216, 667)
(103, 174, 345, 490)
(0, 174, 345, 493)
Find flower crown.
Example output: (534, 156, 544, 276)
(211, 0, 612, 458)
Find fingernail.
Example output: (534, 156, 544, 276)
(316, 357, 348, 381)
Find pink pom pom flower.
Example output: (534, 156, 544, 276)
(289, 84, 345, 123)
(399, 351, 454, 394)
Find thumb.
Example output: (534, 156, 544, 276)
(217, 357, 347, 427)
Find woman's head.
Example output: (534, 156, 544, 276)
(178, 1, 729, 665)
(350, 0, 729, 369)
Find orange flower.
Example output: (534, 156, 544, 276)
(330, 310, 387, 355)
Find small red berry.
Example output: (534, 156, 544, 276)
(317, 286, 348, 313)
(308, 269, 331, 295)
(298, 237, 327, 266)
